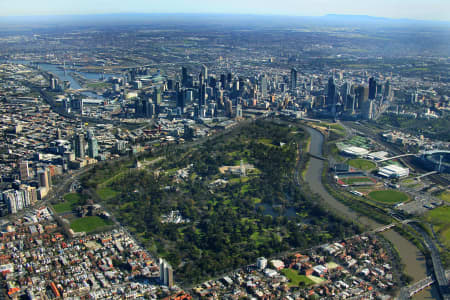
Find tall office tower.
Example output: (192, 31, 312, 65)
(368, 77, 377, 100)
(238, 77, 244, 92)
(185, 90, 193, 103)
(86, 128, 94, 140)
(310, 77, 314, 91)
(159, 259, 174, 288)
(410, 91, 418, 103)
(141, 99, 152, 118)
(209, 76, 216, 89)
(341, 81, 351, 111)
(153, 86, 162, 105)
(26, 185, 37, 205)
(220, 74, 226, 87)
(347, 95, 356, 113)
(143, 100, 155, 118)
(2, 190, 16, 214)
(363, 100, 375, 120)
(290, 68, 297, 91)
(38, 169, 49, 190)
(167, 79, 173, 90)
(199, 84, 207, 107)
(384, 80, 392, 100)
(233, 80, 240, 94)
(19, 161, 30, 181)
(50, 76, 58, 90)
(227, 72, 232, 85)
(181, 67, 188, 87)
(355, 85, 369, 110)
(88, 136, 99, 159)
(56, 128, 62, 140)
(376, 83, 383, 97)
(225, 99, 233, 117)
(236, 104, 243, 118)
(259, 74, 268, 98)
(74, 133, 85, 158)
(201, 64, 208, 83)
(134, 99, 142, 117)
(177, 89, 185, 112)
(327, 77, 336, 107)
(216, 89, 224, 108)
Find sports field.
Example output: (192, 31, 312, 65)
(348, 159, 376, 171)
(341, 177, 375, 185)
(368, 190, 409, 204)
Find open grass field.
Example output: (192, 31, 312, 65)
(341, 177, 375, 185)
(281, 269, 315, 287)
(437, 191, 450, 203)
(316, 122, 346, 137)
(424, 206, 450, 248)
(348, 159, 376, 171)
(250, 231, 271, 247)
(307, 275, 325, 284)
(368, 190, 409, 204)
(70, 216, 114, 233)
(96, 187, 119, 201)
(52, 193, 82, 213)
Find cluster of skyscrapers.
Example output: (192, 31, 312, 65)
(318, 75, 392, 120)
(0, 164, 51, 214)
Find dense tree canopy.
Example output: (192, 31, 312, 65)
(84, 120, 359, 284)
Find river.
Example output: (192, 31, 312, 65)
(4, 60, 120, 97)
(303, 126, 439, 299)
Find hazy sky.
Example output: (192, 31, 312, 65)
(1, 0, 449, 21)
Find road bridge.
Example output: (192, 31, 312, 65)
(398, 269, 450, 299)
(308, 152, 328, 161)
(408, 223, 450, 300)
(415, 171, 439, 180)
(371, 219, 412, 233)
(378, 153, 417, 163)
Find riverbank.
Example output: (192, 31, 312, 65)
(302, 125, 438, 299)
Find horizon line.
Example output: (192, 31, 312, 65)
(0, 12, 449, 24)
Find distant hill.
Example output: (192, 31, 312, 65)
(0, 13, 448, 28)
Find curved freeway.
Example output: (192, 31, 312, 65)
(303, 125, 438, 300)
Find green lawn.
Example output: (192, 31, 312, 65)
(64, 193, 82, 202)
(70, 216, 114, 233)
(250, 231, 270, 247)
(341, 177, 374, 185)
(52, 193, 82, 213)
(307, 275, 325, 284)
(424, 206, 450, 248)
(96, 187, 119, 201)
(437, 191, 450, 203)
(229, 177, 250, 184)
(252, 197, 262, 204)
(368, 190, 409, 204)
(86, 82, 112, 89)
(348, 159, 376, 171)
(281, 268, 315, 287)
(258, 138, 275, 146)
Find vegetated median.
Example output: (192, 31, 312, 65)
(81, 119, 361, 284)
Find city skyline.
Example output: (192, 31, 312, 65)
(1, 0, 449, 22)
